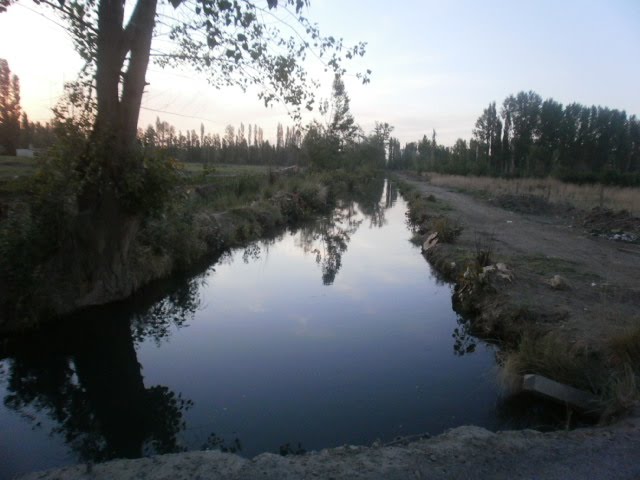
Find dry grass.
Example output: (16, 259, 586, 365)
(498, 327, 640, 418)
(608, 325, 640, 372)
(498, 333, 601, 393)
(428, 173, 640, 214)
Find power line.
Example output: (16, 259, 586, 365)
(140, 105, 221, 125)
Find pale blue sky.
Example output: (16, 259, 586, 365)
(0, 0, 638, 145)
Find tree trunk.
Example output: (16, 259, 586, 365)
(71, 0, 158, 309)
(91, 0, 157, 165)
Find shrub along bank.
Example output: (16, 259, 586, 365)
(0, 162, 382, 332)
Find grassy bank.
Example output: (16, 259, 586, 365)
(0, 162, 382, 331)
(396, 174, 640, 419)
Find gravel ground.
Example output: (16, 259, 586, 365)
(18, 416, 640, 480)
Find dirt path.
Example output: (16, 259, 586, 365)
(399, 174, 640, 347)
(17, 417, 640, 480)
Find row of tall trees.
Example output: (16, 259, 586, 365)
(0, 58, 69, 153)
(302, 75, 390, 171)
(392, 91, 640, 184)
(139, 74, 393, 171)
(388, 129, 449, 172)
(2, 64, 385, 171)
(0, 58, 21, 155)
(18, 116, 57, 149)
(140, 118, 302, 165)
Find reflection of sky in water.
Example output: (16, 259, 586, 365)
(136, 182, 500, 456)
(0, 181, 510, 480)
(0, 360, 72, 478)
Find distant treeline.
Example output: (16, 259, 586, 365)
(388, 91, 640, 186)
(1, 116, 68, 153)
(138, 117, 304, 166)
(137, 112, 391, 171)
(12, 86, 640, 187)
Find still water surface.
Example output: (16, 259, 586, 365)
(0, 180, 548, 479)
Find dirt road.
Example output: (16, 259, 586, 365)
(400, 174, 640, 347)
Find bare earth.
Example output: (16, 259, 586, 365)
(18, 417, 640, 480)
(400, 174, 640, 348)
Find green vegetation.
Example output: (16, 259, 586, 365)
(178, 163, 270, 176)
(137, 75, 389, 173)
(0, 70, 388, 330)
(0, 59, 21, 156)
(387, 90, 640, 187)
(431, 217, 462, 243)
(0, 148, 383, 328)
(0, 0, 380, 330)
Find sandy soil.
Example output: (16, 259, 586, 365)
(400, 174, 640, 348)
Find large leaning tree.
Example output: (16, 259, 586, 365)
(0, 0, 369, 310)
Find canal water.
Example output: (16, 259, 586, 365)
(0, 179, 560, 479)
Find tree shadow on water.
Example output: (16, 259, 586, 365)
(130, 274, 204, 346)
(1, 298, 196, 464)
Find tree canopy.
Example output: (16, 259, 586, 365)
(389, 90, 640, 185)
(1, 0, 369, 135)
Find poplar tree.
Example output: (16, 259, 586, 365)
(0, 58, 21, 155)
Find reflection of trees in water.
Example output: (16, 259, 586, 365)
(131, 275, 205, 346)
(217, 177, 394, 286)
(202, 433, 243, 453)
(297, 200, 363, 285)
(2, 311, 193, 464)
(385, 180, 399, 209)
(242, 243, 262, 264)
(295, 177, 398, 284)
(355, 178, 397, 229)
(451, 317, 477, 356)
